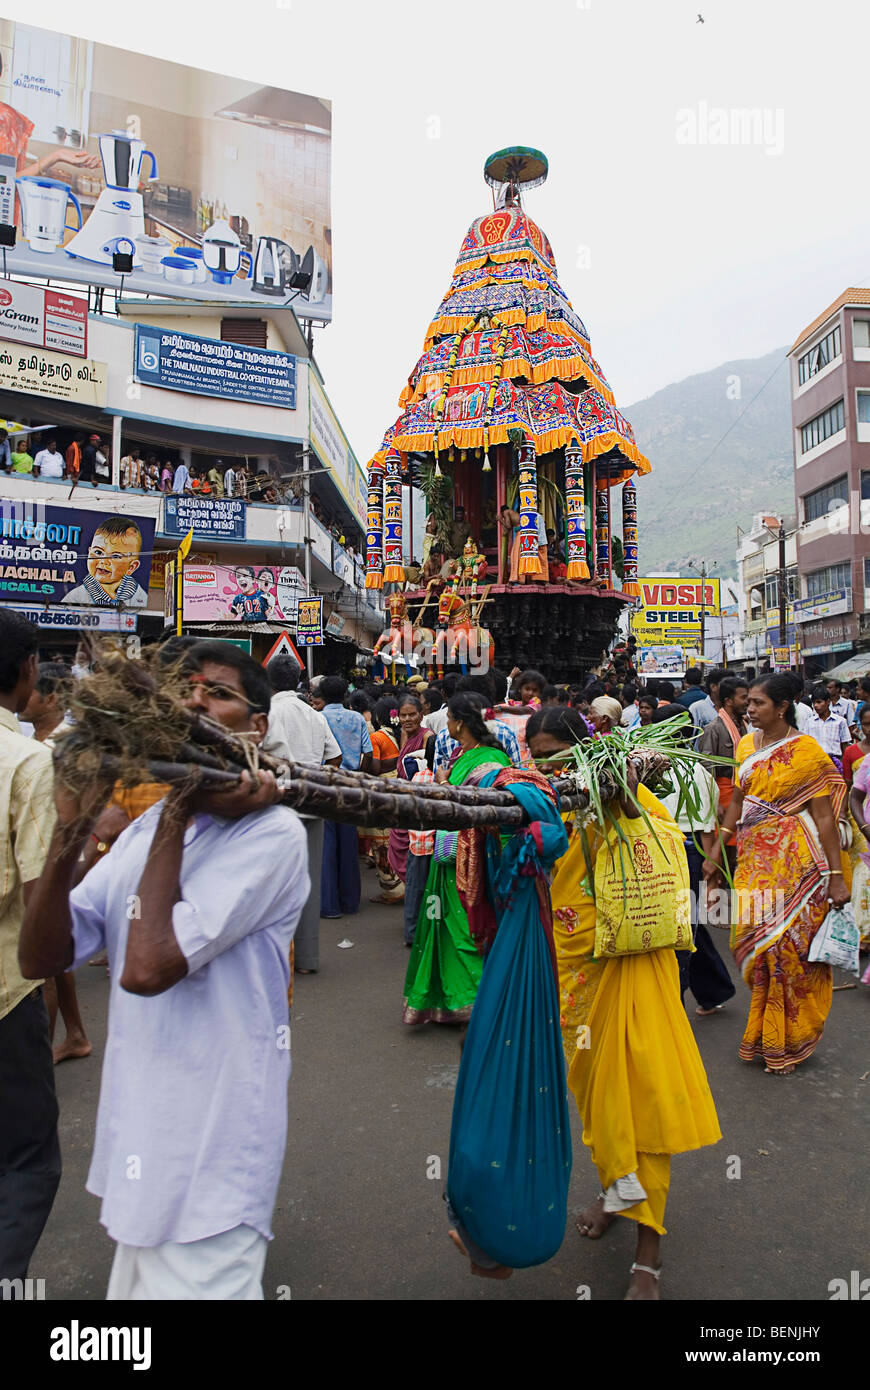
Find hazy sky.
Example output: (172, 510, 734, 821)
(10, 0, 870, 465)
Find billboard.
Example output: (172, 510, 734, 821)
(309, 371, 368, 525)
(168, 562, 305, 624)
(0, 19, 331, 320)
(793, 588, 851, 623)
(0, 344, 105, 405)
(630, 577, 721, 645)
(636, 645, 702, 678)
(0, 281, 87, 354)
(163, 494, 246, 543)
(0, 500, 154, 606)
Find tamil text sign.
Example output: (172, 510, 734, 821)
(0, 501, 154, 607)
(163, 495, 246, 542)
(0, 346, 105, 406)
(297, 595, 324, 645)
(793, 588, 851, 623)
(135, 327, 296, 408)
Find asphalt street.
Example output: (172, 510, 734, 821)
(33, 861, 870, 1302)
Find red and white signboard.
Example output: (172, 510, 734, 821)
(0, 281, 87, 357)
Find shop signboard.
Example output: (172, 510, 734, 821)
(163, 495, 246, 543)
(135, 327, 296, 409)
(630, 577, 721, 645)
(166, 562, 303, 624)
(332, 540, 354, 584)
(6, 602, 136, 632)
(792, 588, 851, 623)
(0, 501, 154, 607)
(0, 20, 332, 321)
(325, 610, 345, 637)
(297, 596, 324, 646)
(0, 282, 88, 356)
(0, 345, 105, 406)
(309, 371, 367, 523)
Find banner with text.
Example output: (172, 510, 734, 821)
(0, 501, 154, 607)
(167, 562, 304, 624)
(630, 577, 721, 645)
(0, 346, 105, 406)
(163, 495, 246, 542)
(297, 595, 324, 646)
(135, 327, 296, 408)
(0, 282, 88, 356)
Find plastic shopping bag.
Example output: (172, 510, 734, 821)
(808, 902, 860, 976)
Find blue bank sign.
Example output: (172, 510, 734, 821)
(134, 325, 296, 408)
(163, 495, 246, 542)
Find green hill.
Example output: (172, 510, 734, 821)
(625, 347, 794, 577)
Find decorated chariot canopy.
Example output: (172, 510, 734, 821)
(366, 148, 648, 593)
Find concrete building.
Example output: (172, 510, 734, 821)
(733, 512, 798, 667)
(788, 288, 870, 671)
(0, 296, 383, 666)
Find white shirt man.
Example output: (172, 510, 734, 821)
(120, 453, 142, 489)
(806, 709, 851, 758)
(172, 462, 192, 494)
(263, 659, 341, 973)
(224, 465, 237, 498)
(33, 445, 64, 478)
(829, 694, 856, 726)
(794, 700, 814, 734)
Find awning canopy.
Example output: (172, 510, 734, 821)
(822, 652, 870, 681)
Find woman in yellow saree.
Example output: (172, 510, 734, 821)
(527, 707, 721, 1301)
(705, 674, 851, 1075)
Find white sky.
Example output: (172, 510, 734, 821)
(9, 0, 870, 464)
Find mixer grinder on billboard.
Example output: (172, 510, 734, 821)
(0, 19, 332, 316)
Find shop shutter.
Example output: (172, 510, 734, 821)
(220, 318, 268, 348)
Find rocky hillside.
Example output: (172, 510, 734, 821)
(626, 347, 794, 576)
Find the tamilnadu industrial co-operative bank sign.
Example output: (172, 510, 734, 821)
(630, 577, 721, 644)
(135, 327, 296, 409)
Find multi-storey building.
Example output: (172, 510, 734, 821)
(789, 289, 870, 670)
(734, 513, 798, 667)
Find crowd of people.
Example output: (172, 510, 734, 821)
(1, 607, 867, 1303)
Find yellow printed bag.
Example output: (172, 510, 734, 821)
(593, 810, 693, 958)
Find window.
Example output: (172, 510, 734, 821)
(865, 556, 870, 589)
(797, 325, 841, 384)
(854, 319, 870, 351)
(800, 399, 845, 453)
(806, 562, 851, 597)
(858, 392, 870, 424)
(764, 571, 798, 608)
(802, 475, 849, 522)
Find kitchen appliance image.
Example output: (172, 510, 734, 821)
(298, 244, 328, 304)
(173, 246, 208, 282)
(16, 177, 83, 253)
(0, 152, 18, 227)
(252, 235, 298, 295)
(201, 219, 252, 284)
(65, 131, 158, 267)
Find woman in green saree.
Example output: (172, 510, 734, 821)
(403, 693, 510, 1025)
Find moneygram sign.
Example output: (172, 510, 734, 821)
(631, 577, 721, 644)
(0, 282, 87, 356)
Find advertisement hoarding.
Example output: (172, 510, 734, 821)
(167, 562, 304, 625)
(6, 602, 137, 631)
(135, 327, 296, 409)
(0, 281, 87, 355)
(636, 645, 702, 678)
(630, 577, 721, 645)
(0, 20, 332, 320)
(0, 501, 154, 607)
(163, 495, 246, 543)
(297, 595, 324, 646)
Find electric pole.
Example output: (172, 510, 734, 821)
(778, 522, 787, 653)
(699, 560, 707, 663)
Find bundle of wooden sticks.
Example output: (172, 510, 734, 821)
(53, 649, 671, 832)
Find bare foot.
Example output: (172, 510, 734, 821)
(53, 1036, 92, 1064)
(764, 1064, 795, 1075)
(695, 1004, 724, 1016)
(448, 1228, 513, 1280)
(576, 1194, 615, 1239)
(88, 953, 108, 967)
(625, 1266, 661, 1300)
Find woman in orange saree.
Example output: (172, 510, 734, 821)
(705, 674, 851, 1075)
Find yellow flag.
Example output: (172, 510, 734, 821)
(177, 528, 194, 562)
